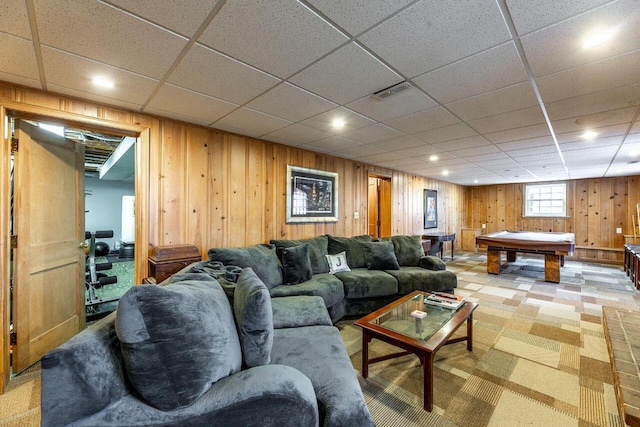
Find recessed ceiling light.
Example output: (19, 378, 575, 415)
(92, 77, 114, 89)
(582, 130, 598, 140)
(442, 170, 449, 176)
(630, 150, 639, 157)
(582, 30, 613, 48)
(429, 155, 438, 161)
(473, 179, 479, 184)
(331, 118, 345, 129)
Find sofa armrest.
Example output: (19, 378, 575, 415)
(418, 255, 446, 271)
(67, 365, 320, 427)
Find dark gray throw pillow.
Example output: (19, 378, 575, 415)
(115, 280, 242, 411)
(270, 235, 329, 274)
(281, 244, 313, 285)
(234, 268, 274, 367)
(208, 244, 283, 288)
(386, 235, 425, 266)
(327, 235, 372, 269)
(363, 240, 400, 270)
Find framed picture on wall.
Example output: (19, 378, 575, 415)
(424, 189, 437, 229)
(286, 165, 338, 223)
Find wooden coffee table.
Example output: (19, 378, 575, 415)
(355, 291, 477, 411)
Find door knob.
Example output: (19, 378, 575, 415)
(79, 242, 88, 249)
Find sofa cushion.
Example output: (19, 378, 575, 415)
(385, 267, 457, 294)
(327, 234, 372, 269)
(269, 273, 345, 308)
(270, 235, 329, 274)
(115, 280, 241, 411)
(208, 244, 282, 289)
(271, 296, 332, 328)
(363, 240, 400, 270)
(280, 244, 313, 285)
(336, 268, 398, 299)
(385, 235, 425, 266)
(271, 326, 375, 427)
(234, 268, 274, 367)
(325, 251, 351, 274)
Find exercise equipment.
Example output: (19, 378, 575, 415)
(85, 230, 119, 320)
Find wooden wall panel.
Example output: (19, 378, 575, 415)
(465, 177, 640, 263)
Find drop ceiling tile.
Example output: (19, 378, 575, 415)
(571, 167, 607, 177)
(246, 83, 337, 122)
(555, 123, 629, 143)
(107, 0, 217, 37)
(213, 107, 292, 138)
(143, 107, 212, 128)
(358, 150, 408, 163)
(631, 120, 640, 134)
(307, 0, 414, 36)
(263, 124, 331, 146)
(340, 123, 403, 144)
(413, 42, 527, 104)
(495, 136, 555, 151)
(300, 107, 375, 134)
(468, 105, 546, 134)
(537, 50, 640, 104)
(562, 146, 617, 165)
(432, 135, 491, 151)
(346, 87, 437, 122)
(388, 144, 444, 158)
(289, 42, 401, 105)
(434, 158, 473, 167)
(199, 0, 347, 78)
(334, 144, 386, 158)
(521, 0, 640, 77)
(449, 144, 501, 158)
(146, 83, 238, 125)
(506, 144, 560, 158)
(302, 135, 361, 153)
(552, 106, 638, 133)
(0, 71, 40, 89)
(1, 0, 31, 38)
(365, 135, 426, 151)
(34, 0, 187, 79)
(482, 123, 550, 144)
(42, 47, 159, 107)
(168, 44, 280, 105)
(46, 83, 143, 112)
(466, 152, 511, 163)
(560, 136, 623, 152)
(412, 123, 479, 145)
(506, 0, 611, 35)
(446, 82, 539, 121)
(615, 141, 640, 159)
(0, 33, 40, 81)
(385, 106, 460, 134)
(358, 0, 509, 77)
(545, 84, 640, 122)
(379, 157, 423, 168)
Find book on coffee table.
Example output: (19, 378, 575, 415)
(424, 292, 465, 310)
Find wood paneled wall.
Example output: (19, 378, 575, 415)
(466, 176, 640, 263)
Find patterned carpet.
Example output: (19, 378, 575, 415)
(1, 252, 638, 426)
(338, 252, 640, 427)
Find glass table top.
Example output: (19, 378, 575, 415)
(370, 293, 463, 341)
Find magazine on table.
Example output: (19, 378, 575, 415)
(424, 292, 465, 310)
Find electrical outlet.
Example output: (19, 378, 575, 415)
(354, 211, 359, 219)
(482, 224, 486, 229)
(616, 227, 622, 234)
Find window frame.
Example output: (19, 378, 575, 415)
(523, 182, 568, 218)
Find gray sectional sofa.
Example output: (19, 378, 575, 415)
(41, 234, 456, 426)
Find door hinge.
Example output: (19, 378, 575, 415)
(11, 138, 18, 152)
(11, 235, 17, 248)
(10, 332, 17, 346)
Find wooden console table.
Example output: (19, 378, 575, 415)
(421, 232, 456, 260)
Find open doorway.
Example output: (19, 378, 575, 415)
(8, 118, 135, 373)
(368, 175, 392, 238)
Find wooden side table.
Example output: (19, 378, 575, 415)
(422, 232, 456, 260)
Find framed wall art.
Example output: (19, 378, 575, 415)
(286, 165, 338, 223)
(424, 189, 438, 229)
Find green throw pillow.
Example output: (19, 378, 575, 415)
(363, 240, 400, 270)
(281, 244, 313, 285)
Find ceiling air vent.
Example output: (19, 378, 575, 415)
(371, 82, 411, 101)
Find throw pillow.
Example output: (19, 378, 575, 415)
(281, 244, 313, 285)
(208, 244, 283, 289)
(363, 240, 400, 270)
(234, 268, 274, 367)
(327, 235, 372, 269)
(325, 251, 351, 274)
(270, 235, 329, 274)
(115, 280, 241, 411)
(386, 235, 425, 266)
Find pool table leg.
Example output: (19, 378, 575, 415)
(506, 250, 517, 262)
(544, 254, 561, 283)
(487, 249, 501, 274)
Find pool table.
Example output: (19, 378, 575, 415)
(475, 231, 575, 283)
